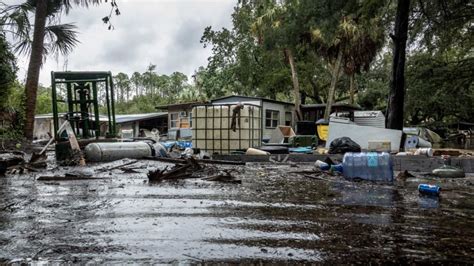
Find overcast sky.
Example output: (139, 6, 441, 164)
(8, 0, 235, 85)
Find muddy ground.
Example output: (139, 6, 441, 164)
(0, 158, 473, 264)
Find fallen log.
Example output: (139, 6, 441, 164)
(143, 156, 245, 166)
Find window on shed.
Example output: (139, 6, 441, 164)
(285, 112, 292, 126)
(265, 110, 279, 128)
(170, 112, 179, 128)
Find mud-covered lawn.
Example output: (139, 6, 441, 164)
(1, 159, 473, 264)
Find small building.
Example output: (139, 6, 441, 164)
(34, 112, 168, 140)
(34, 113, 110, 140)
(115, 112, 168, 138)
(210, 95, 295, 140)
(156, 102, 204, 130)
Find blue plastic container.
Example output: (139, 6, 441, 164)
(342, 152, 393, 182)
(330, 164, 343, 173)
(418, 184, 441, 196)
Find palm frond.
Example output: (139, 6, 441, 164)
(13, 37, 32, 56)
(45, 23, 79, 56)
(1, 2, 34, 39)
(58, 0, 104, 14)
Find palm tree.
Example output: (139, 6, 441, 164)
(1, 0, 117, 140)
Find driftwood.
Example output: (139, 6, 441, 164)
(147, 158, 242, 184)
(143, 156, 245, 166)
(303, 175, 331, 181)
(202, 169, 241, 184)
(148, 158, 202, 182)
(96, 160, 139, 173)
(37, 176, 106, 181)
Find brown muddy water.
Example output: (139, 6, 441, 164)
(0, 159, 473, 264)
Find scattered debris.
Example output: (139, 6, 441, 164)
(37, 176, 105, 181)
(418, 184, 441, 196)
(147, 157, 242, 184)
(328, 137, 361, 154)
(246, 148, 270, 156)
(432, 165, 465, 178)
(148, 158, 202, 181)
(202, 169, 241, 184)
(0, 153, 25, 175)
(144, 156, 245, 165)
(396, 170, 415, 179)
(96, 160, 139, 172)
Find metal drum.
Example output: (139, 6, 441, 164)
(85, 142, 156, 162)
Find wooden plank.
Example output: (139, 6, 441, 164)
(37, 176, 106, 181)
(143, 157, 246, 165)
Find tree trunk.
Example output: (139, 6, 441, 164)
(23, 0, 48, 140)
(323, 49, 343, 121)
(285, 48, 301, 122)
(349, 73, 356, 104)
(387, 0, 410, 130)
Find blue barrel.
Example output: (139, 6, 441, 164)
(418, 184, 441, 196)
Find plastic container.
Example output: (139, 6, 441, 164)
(330, 164, 343, 173)
(418, 184, 441, 196)
(192, 104, 262, 154)
(414, 148, 433, 157)
(314, 160, 330, 171)
(246, 148, 270, 156)
(342, 152, 393, 182)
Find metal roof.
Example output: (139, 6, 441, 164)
(301, 103, 362, 110)
(52, 71, 111, 80)
(115, 112, 167, 124)
(155, 101, 205, 110)
(35, 113, 110, 121)
(211, 95, 294, 106)
(36, 112, 167, 124)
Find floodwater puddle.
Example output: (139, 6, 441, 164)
(0, 161, 473, 263)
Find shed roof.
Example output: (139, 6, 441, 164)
(211, 95, 294, 106)
(155, 101, 205, 110)
(35, 113, 110, 121)
(52, 71, 111, 80)
(301, 103, 362, 110)
(115, 112, 167, 124)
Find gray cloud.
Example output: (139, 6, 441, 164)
(8, 0, 236, 85)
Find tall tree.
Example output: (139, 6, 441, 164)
(114, 72, 130, 102)
(386, 0, 410, 130)
(0, 34, 17, 109)
(131, 71, 142, 97)
(23, 0, 48, 140)
(1, 0, 120, 139)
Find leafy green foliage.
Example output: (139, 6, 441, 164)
(0, 35, 17, 109)
(405, 52, 473, 125)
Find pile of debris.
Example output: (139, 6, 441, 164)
(0, 150, 48, 175)
(147, 157, 242, 184)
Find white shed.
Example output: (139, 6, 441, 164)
(210, 95, 295, 140)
